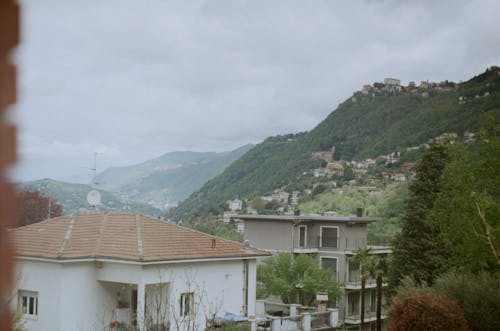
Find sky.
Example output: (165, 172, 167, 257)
(11, 0, 500, 183)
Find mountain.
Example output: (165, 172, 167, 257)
(95, 144, 254, 209)
(20, 179, 162, 217)
(169, 67, 500, 221)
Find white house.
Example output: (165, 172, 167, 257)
(9, 213, 268, 331)
(227, 199, 243, 212)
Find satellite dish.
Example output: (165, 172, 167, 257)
(86, 190, 102, 206)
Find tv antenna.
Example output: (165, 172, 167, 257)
(85, 152, 103, 209)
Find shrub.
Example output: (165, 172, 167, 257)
(387, 292, 468, 331)
(433, 272, 500, 331)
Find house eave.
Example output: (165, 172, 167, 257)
(238, 214, 380, 223)
(15, 253, 265, 265)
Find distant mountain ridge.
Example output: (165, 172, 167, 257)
(96, 144, 254, 209)
(169, 67, 500, 221)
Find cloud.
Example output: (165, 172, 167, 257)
(11, 0, 500, 181)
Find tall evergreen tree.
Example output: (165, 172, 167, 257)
(388, 142, 449, 291)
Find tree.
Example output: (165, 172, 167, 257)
(366, 255, 388, 331)
(17, 190, 63, 226)
(257, 253, 340, 306)
(430, 118, 500, 273)
(387, 291, 468, 331)
(433, 271, 500, 331)
(343, 166, 354, 181)
(351, 247, 371, 330)
(388, 142, 449, 291)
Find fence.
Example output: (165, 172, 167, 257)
(252, 301, 339, 331)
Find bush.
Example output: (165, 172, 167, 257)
(433, 272, 500, 331)
(387, 292, 468, 331)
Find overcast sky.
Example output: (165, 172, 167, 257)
(11, 0, 500, 183)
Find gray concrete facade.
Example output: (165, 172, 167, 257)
(240, 214, 390, 331)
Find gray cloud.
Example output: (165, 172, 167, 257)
(12, 0, 500, 182)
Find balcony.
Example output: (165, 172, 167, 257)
(344, 310, 387, 325)
(295, 237, 390, 252)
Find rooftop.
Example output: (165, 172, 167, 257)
(237, 214, 380, 223)
(9, 213, 268, 263)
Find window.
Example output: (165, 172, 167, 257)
(347, 292, 360, 317)
(348, 260, 360, 283)
(370, 289, 376, 312)
(320, 257, 338, 280)
(18, 290, 38, 317)
(320, 226, 338, 248)
(180, 292, 194, 317)
(298, 225, 307, 247)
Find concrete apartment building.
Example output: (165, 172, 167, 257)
(239, 213, 391, 331)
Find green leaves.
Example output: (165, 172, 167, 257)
(389, 143, 450, 289)
(431, 117, 500, 274)
(257, 253, 339, 306)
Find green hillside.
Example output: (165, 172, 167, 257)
(20, 179, 162, 217)
(169, 67, 500, 221)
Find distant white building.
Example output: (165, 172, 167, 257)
(227, 198, 243, 212)
(272, 190, 290, 203)
(290, 191, 300, 206)
(384, 78, 401, 86)
(10, 213, 267, 331)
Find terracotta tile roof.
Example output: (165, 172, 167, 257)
(9, 213, 269, 262)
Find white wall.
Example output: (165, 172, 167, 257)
(14, 258, 258, 331)
(14, 260, 62, 331)
(59, 262, 98, 331)
(141, 259, 250, 331)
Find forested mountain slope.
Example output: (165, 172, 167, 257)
(170, 67, 500, 221)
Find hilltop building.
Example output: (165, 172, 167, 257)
(383, 78, 400, 86)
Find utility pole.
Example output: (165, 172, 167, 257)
(48, 195, 51, 220)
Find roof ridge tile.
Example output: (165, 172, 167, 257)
(136, 214, 143, 260)
(92, 213, 108, 257)
(57, 215, 75, 257)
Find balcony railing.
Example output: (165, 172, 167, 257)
(345, 309, 388, 324)
(295, 236, 392, 252)
(254, 300, 339, 331)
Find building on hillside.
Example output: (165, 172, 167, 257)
(222, 211, 239, 223)
(313, 168, 323, 178)
(326, 162, 345, 177)
(10, 213, 268, 331)
(400, 162, 416, 171)
(227, 199, 243, 212)
(383, 78, 400, 86)
(272, 189, 290, 204)
(361, 85, 373, 95)
(463, 131, 476, 144)
(383, 78, 401, 92)
(290, 191, 300, 206)
(390, 173, 406, 182)
(240, 213, 391, 331)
